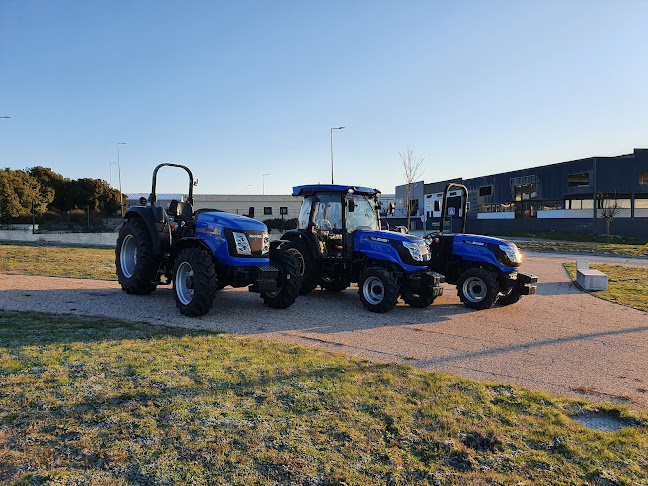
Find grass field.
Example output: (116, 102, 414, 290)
(499, 230, 647, 245)
(564, 262, 648, 312)
(516, 240, 648, 258)
(0, 310, 647, 485)
(0, 243, 116, 280)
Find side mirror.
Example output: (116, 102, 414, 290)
(348, 199, 356, 212)
(388, 202, 395, 215)
(139, 197, 147, 206)
(376, 201, 382, 210)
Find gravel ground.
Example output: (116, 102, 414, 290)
(1, 255, 647, 409)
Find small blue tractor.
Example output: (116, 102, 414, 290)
(115, 164, 301, 316)
(424, 183, 537, 309)
(279, 184, 444, 313)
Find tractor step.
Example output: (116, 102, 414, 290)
(248, 265, 280, 294)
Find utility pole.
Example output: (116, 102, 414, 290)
(330, 127, 345, 184)
(117, 142, 126, 216)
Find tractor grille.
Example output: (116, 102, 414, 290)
(224, 228, 268, 258)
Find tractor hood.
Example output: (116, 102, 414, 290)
(354, 229, 430, 266)
(452, 233, 523, 268)
(196, 211, 268, 232)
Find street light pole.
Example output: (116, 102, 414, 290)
(330, 127, 345, 184)
(263, 173, 270, 195)
(117, 142, 126, 217)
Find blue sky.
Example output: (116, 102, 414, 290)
(1, 1, 647, 195)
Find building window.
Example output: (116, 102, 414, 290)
(513, 183, 537, 201)
(264, 207, 272, 215)
(434, 200, 441, 212)
(248, 207, 255, 218)
(541, 201, 563, 210)
(565, 199, 594, 210)
(640, 172, 648, 185)
(479, 185, 492, 197)
(567, 173, 589, 187)
(635, 198, 648, 209)
(280, 206, 288, 215)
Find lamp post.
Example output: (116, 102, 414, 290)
(262, 173, 270, 195)
(117, 142, 126, 217)
(330, 126, 345, 184)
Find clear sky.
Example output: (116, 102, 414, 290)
(1, 1, 647, 195)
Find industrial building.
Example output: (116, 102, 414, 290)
(393, 148, 648, 238)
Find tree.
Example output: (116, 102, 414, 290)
(598, 192, 628, 242)
(0, 168, 53, 221)
(400, 146, 425, 230)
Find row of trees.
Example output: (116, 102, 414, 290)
(0, 166, 125, 221)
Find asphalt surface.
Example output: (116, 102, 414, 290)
(1, 255, 647, 409)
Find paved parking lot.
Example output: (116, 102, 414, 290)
(1, 255, 647, 409)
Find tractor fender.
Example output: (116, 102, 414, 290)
(278, 230, 321, 260)
(124, 206, 171, 256)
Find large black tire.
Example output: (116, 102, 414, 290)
(281, 240, 320, 295)
(172, 248, 218, 317)
(456, 268, 499, 310)
(358, 266, 399, 313)
(320, 277, 349, 292)
(497, 287, 522, 306)
(262, 250, 301, 309)
(401, 288, 437, 308)
(115, 218, 159, 295)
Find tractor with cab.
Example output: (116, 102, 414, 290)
(279, 184, 444, 313)
(115, 164, 301, 316)
(424, 183, 537, 309)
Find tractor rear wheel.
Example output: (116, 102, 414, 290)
(401, 288, 437, 308)
(172, 248, 218, 316)
(456, 268, 499, 310)
(262, 249, 301, 309)
(115, 218, 158, 295)
(497, 286, 522, 306)
(281, 241, 320, 295)
(358, 266, 399, 313)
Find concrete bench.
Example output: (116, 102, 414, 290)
(576, 269, 608, 291)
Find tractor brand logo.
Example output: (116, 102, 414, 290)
(247, 234, 263, 239)
(464, 240, 484, 246)
(370, 237, 389, 243)
(198, 226, 221, 235)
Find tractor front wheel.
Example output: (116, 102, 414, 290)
(456, 268, 499, 310)
(172, 248, 218, 316)
(115, 217, 159, 295)
(262, 249, 301, 309)
(358, 267, 399, 313)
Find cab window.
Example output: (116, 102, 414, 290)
(312, 195, 343, 232)
(347, 195, 379, 231)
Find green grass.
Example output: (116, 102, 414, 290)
(0, 243, 116, 280)
(564, 262, 648, 312)
(499, 230, 648, 245)
(516, 240, 648, 258)
(1, 311, 647, 485)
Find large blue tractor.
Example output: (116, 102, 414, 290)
(115, 164, 301, 316)
(279, 184, 444, 313)
(424, 183, 537, 309)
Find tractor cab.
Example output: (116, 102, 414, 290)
(294, 184, 382, 266)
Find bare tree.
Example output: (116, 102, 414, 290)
(598, 192, 628, 242)
(400, 146, 425, 230)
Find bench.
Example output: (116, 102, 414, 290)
(576, 269, 608, 291)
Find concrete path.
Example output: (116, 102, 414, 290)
(1, 255, 647, 409)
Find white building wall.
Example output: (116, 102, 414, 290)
(192, 194, 302, 221)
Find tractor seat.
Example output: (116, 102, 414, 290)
(168, 199, 194, 222)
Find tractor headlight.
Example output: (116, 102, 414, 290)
(499, 244, 522, 264)
(233, 232, 252, 255)
(262, 233, 270, 255)
(403, 241, 429, 262)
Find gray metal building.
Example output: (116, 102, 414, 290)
(393, 148, 648, 238)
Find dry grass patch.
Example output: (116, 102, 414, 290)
(1, 310, 647, 485)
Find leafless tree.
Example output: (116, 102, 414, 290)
(400, 146, 424, 230)
(598, 192, 628, 242)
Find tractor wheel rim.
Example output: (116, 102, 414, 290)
(176, 261, 195, 305)
(463, 276, 487, 303)
(120, 234, 137, 278)
(363, 276, 384, 305)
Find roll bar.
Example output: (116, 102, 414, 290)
(149, 163, 194, 207)
(439, 183, 468, 235)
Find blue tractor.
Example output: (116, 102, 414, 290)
(279, 184, 444, 313)
(424, 183, 537, 309)
(115, 164, 301, 316)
